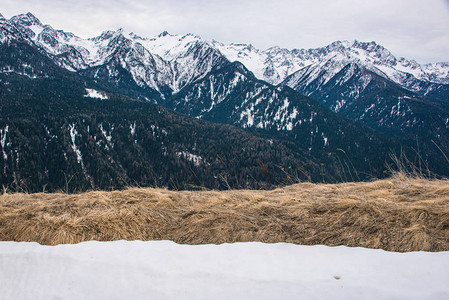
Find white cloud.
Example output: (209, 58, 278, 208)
(2, 0, 449, 63)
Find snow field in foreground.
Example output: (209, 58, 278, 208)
(0, 241, 448, 300)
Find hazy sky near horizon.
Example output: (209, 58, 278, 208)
(2, 0, 449, 63)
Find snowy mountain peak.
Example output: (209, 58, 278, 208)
(2, 12, 447, 100)
(215, 38, 448, 88)
(128, 32, 143, 40)
(0, 13, 5, 21)
(242, 43, 256, 51)
(135, 31, 206, 61)
(110, 28, 125, 38)
(158, 31, 170, 37)
(10, 12, 42, 27)
(325, 40, 351, 51)
(352, 40, 378, 49)
(95, 28, 124, 41)
(98, 30, 115, 40)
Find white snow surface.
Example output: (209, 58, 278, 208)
(0, 240, 448, 300)
(85, 88, 108, 100)
(176, 151, 203, 166)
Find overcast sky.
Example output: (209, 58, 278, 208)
(2, 0, 449, 63)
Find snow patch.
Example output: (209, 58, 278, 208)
(1, 125, 9, 173)
(322, 132, 329, 146)
(240, 108, 255, 128)
(177, 151, 203, 166)
(84, 88, 108, 100)
(130, 122, 136, 136)
(99, 123, 113, 143)
(333, 100, 346, 112)
(68, 124, 83, 166)
(4, 240, 447, 300)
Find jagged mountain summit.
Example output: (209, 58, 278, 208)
(2, 12, 448, 100)
(216, 40, 449, 88)
(280, 41, 449, 102)
(1, 13, 228, 101)
(1, 12, 448, 127)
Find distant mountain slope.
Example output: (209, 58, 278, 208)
(0, 78, 324, 192)
(166, 61, 406, 181)
(215, 40, 449, 98)
(282, 60, 449, 168)
(1, 12, 448, 188)
(0, 40, 329, 192)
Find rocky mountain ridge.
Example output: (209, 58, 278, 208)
(2, 13, 448, 99)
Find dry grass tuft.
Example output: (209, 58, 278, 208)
(1, 174, 449, 252)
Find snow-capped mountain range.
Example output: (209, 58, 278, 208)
(1, 12, 448, 100)
(1, 12, 449, 188)
(216, 40, 449, 87)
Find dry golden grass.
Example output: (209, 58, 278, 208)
(1, 174, 448, 252)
